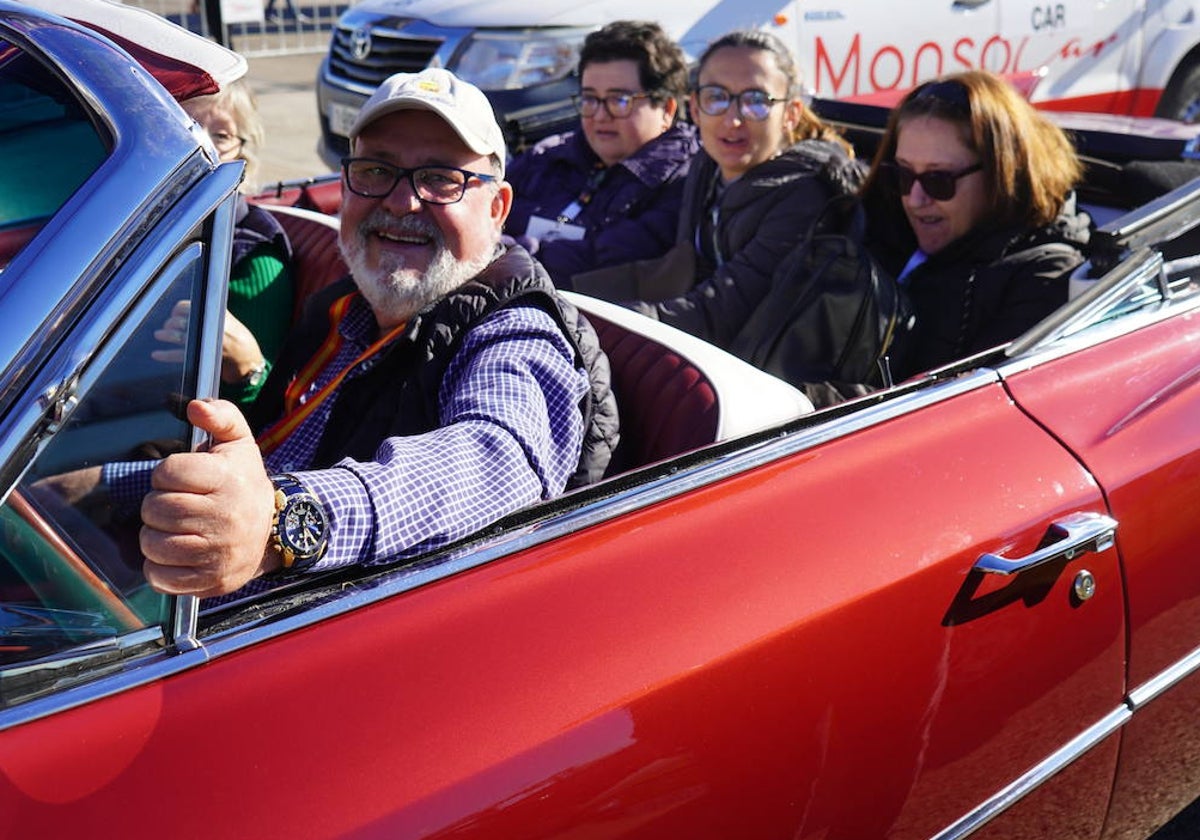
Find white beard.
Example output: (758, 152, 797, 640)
(339, 210, 495, 326)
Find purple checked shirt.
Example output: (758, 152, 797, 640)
(107, 296, 589, 598)
(265, 294, 589, 571)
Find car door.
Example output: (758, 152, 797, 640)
(0, 0, 238, 768)
(1001, 247, 1200, 839)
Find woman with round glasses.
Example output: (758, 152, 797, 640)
(600, 28, 860, 352)
(175, 79, 295, 407)
(859, 70, 1090, 379)
(503, 20, 698, 287)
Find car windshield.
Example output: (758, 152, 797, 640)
(0, 40, 108, 272)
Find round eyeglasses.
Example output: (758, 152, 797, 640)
(693, 85, 787, 122)
(573, 92, 653, 119)
(209, 131, 245, 154)
(880, 161, 983, 201)
(341, 158, 498, 205)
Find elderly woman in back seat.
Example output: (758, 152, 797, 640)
(859, 70, 1091, 380)
(156, 79, 294, 408)
(503, 20, 698, 288)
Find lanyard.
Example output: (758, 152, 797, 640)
(256, 292, 407, 456)
(556, 163, 607, 224)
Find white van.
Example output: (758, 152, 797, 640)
(316, 0, 1200, 160)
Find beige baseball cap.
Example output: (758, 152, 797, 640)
(349, 68, 508, 177)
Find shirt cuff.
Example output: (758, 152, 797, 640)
(101, 459, 158, 514)
(286, 465, 374, 571)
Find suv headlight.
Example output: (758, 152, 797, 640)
(453, 28, 591, 90)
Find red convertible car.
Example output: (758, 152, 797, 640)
(5, 2, 1200, 838)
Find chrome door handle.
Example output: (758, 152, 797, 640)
(974, 512, 1118, 576)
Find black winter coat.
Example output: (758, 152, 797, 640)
(870, 193, 1091, 380)
(631, 139, 862, 350)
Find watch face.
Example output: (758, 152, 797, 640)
(281, 497, 328, 558)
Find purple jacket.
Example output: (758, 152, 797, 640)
(505, 122, 699, 287)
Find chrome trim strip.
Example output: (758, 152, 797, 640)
(0, 636, 211, 730)
(1128, 641, 1200, 708)
(931, 706, 1131, 840)
(998, 289, 1200, 380)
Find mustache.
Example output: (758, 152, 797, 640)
(361, 209, 442, 244)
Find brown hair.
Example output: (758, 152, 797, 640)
(860, 69, 1082, 228)
(579, 20, 689, 121)
(697, 29, 852, 155)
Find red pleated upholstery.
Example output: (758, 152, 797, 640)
(584, 310, 720, 475)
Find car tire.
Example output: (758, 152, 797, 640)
(1156, 57, 1200, 123)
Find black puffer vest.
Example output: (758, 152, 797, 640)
(249, 245, 619, 488)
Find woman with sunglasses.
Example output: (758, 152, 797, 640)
(504, 20, 698, 287)
(590, 28, 861, 351)
(167, 79, 295, 408)
(860, 70, 1090, 379)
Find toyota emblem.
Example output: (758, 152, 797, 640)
(351, 28, 372, 61)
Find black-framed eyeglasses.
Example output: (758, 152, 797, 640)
(881, 161, 983, 201)
(693, 85, 787, 122)
(209, 131, 245, 153)
(341, 157, 498, 205)
(573, 91, 653, 119)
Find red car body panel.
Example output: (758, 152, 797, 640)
(13, 5, 1200, 836)
(0, 383, 1125, 838)
(1005, 306, 1200, 838)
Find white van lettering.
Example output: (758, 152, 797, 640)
(870, 45, 905, 89)
(815, 33, 862, 93)
(952, 38, 977, 70)
(1058, 32, 1118, 60)
(1032, 5, 1067, 31)
(815, 33, 1034, 96)
(981, 35, 1013, 69)
(913, 42, 948, 81)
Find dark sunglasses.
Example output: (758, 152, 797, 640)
(881, 161, 982, 201)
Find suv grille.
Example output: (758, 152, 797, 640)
(329, 23, 443, 88)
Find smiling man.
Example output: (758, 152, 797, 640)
(138, 69, 618, 599)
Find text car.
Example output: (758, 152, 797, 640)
(9, 1, 1200, 838)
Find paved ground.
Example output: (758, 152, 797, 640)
(244, 51, 331, 188)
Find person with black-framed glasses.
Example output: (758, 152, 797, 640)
(504, 20, 698, 288)
(576, 29, 862, 354)
(122, 68, 619, 602)
(859, 70, 1091, 379)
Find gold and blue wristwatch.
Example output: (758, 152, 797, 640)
(269, 474, 329, 572)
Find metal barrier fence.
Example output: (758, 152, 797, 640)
(127, 0, 350, 57)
